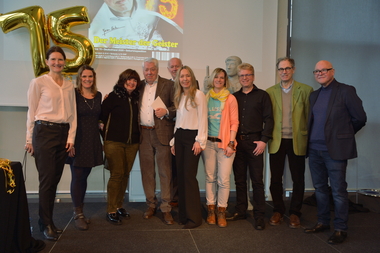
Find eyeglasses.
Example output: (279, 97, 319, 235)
(313, 68, 333, 75)
(277, 67, 293, 72)
(238, 74, 254, 78)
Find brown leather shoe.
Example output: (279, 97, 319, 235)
(217, 207, 227, 228)
(163, 212, 174, 225)
(269, 212, 283, 225)
(289, 214, 301, 228)
(143, 207, 156, 219)
(207, 205, 216, 225)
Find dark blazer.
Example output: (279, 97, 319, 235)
(138, 76, 175, 145)
(308, 79, 366, 160)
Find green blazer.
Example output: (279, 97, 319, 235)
(266, 81, 313, 156)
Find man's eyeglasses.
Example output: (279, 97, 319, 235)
(313, 68, 333, 75)
(277, 67, 293, 72)
(238, 74, 254, 78)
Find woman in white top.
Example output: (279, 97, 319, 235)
(25, 46, 77, 241)
(201, 68, 239, 228)
(170, 66, 207, 229)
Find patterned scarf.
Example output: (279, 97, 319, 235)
(207, 87, 230, 111)
(114, 85, 129, 99)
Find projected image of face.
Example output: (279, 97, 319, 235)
(143, 61, 159, 85)
(89, 0, 184, 60)
(104, 0, 134, 17)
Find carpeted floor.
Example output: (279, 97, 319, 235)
(27, 194, 380, 253)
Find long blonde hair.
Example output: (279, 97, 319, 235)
(174, 66, 198, 110)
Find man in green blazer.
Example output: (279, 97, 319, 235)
(266, 57, 313, 229)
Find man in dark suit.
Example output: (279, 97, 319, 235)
(139, 58, 176, 225)
(304, 60, 366, 244)
(166, 57, 183, 208)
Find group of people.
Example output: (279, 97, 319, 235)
(25, 46, 366, 245)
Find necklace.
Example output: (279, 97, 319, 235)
(84, 97, 95, 110)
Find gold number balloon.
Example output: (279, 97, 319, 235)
(47, 6, 94, 75)
(0, 5, 94, 77)
(0, 6, 49, 76)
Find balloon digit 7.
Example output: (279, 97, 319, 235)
(0, 6, 50, 76)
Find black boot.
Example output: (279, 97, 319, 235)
(39, 222, 58, 241)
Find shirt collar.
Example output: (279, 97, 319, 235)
(280, 80, 293, 93)
(145, 76, 159, 86)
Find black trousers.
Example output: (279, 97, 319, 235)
(233, 139, 265, 218)
(33, 123, 69, 226)
(171, 154, 178, 202)
(175, 129, 202, 226)
(269, 139, 305, 217)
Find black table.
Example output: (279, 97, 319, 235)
(0, 161, 45, 252)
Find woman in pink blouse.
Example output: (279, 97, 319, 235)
(25, 46, 77, 241)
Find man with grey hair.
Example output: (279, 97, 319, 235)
(166, 57, 183, 208)
(167, 57, 183, 81)
(138, 57, 176, 225)
(266, 57, 313, 229)
(225, 56, 243, 93)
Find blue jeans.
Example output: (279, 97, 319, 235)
(308, 149, 348, 231)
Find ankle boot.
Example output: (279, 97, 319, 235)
(207, 205, 216, 225)
(81, 203, 91, 224)
(217, 207, 227, 228)
(73, 206, 89, 230)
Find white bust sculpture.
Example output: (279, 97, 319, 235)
(225, 56, 242, 93)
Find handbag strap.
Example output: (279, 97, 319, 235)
(22, 150, 27, 182)
(104, 113, 111, 141)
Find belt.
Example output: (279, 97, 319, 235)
(238, 133, 259, 141)
(208, 136, 222, 142)
(141, 125, 155, 130)
(35, 120, 69, 127)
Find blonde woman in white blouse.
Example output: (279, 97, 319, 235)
(170, 66, 207, 229)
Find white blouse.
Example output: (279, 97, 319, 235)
(171, 89, 208, 149)
(26, 74, 77, 144)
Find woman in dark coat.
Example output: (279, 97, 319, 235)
(100, 69, 141, 225)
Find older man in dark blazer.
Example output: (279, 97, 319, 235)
(138, 58, 176, 225)
(304, 60, 366, 245)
